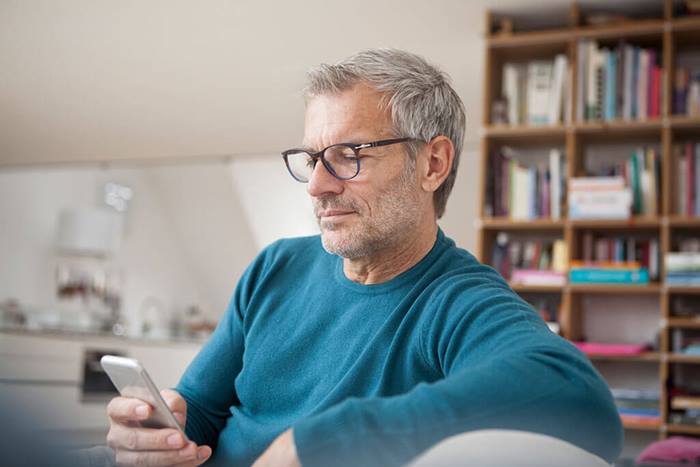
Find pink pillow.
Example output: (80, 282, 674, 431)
(637, 436, 700, 464)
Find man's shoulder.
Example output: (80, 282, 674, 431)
(264, 234, 323, 255)
(255, 234, 327, 269)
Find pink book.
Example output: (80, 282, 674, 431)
(574, 341, 649, 356)
(511, 269, 566, 286)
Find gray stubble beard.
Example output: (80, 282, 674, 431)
(316, 162, 422, 260)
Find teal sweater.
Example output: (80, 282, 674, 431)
(176, 230, 623, 466)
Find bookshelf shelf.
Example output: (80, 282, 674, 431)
(667, 216, 700, 227)
(483, 125, 567, 140)
(509, 283, 564, 293)
(671, 15, 700, 33)
(667, 354, 700, 364)
(667, 318, 700, 329)
(573, 119, 663, 136)
(481, 218, 565, 230)
(623, 420, 663, 431)
(568, 284, 662, 294)
(575, 20, 665, 40)
(487, 30, 571, 49)
(569, 218, 661, 229)
(665, 286, 700, 295)
(669, 115, 700, 129)
(666, 424, 700, 435)
(481, 1, 700, 440)
(588, 352, 661, 362)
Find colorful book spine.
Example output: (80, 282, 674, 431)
(569, 267, 650, 284)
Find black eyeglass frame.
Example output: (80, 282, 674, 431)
(281, 137, 414, 183)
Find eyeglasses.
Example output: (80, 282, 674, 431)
(282, 137, 413, 183)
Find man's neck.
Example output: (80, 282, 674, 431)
(342, 223, 439, 285)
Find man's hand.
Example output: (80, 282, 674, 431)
(106, 388, 212, 466)
(252, 429, 301, 467)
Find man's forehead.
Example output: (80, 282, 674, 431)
(302, 85, 392, 147)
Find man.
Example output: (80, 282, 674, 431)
(106, 49, 623, 466)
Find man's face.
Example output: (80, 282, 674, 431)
(303, 83, 424, 259)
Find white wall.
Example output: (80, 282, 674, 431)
(0, 163, 257, 333)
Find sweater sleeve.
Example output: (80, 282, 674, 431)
(174, 241, 276, 448)
(292, 282, 623, 466)
(174, 294, 245, 449)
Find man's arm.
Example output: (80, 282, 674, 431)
(290, 283, 623, 467)
(175, 287, 247, 448)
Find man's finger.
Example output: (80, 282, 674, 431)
(170, 446, 212, 467)
(107, 396, 152, 423)
(114, 442, 198, 466)
(161, 389, 187, 417)
(107, 423, 186, 451)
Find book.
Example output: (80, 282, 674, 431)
(672, 396, 700, 410)
(605, 50, 617, 120)
(569, 267, 650, 284)
(574, 341, 649, 356)
(568, 176, 631, 219)
(578, 42, 661, 121)
(548, 54, 568, 125)
(577, 40, 588, 122)
(491, 237, 563, 281)
(511, 269, 566, 286)
(527, 61, 553, 125)
(503, 64, 520, 125)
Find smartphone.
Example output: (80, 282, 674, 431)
(100, 355, 186, 434)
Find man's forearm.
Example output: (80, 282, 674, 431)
(292, 350, 622, 467)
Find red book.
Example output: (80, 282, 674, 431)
(650, 66, 661, 117)
(688, 143, 695, 216)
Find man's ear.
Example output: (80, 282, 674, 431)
(419, 136, 455, 194)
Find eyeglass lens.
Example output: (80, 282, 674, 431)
(285, 144, 359, 182)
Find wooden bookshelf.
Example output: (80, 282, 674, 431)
(588, 352, 662, 362)
(667, 354, 700, 364)
(666, 424, 700, 435)
(568, 284, 662, 294)
(623, 420, 663, 431)
(480, 1, 700, 441)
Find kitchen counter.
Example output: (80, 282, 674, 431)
(0, 324, 208, 346)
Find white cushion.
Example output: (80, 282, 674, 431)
(407, 429, 611, 467)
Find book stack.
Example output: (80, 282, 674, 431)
(569, 146, 660, 219)
(568, 177, 631, 219)
(577, 40, 662, 121)
(610, 388, 661, 427)
(501, 55, 569, 126)
(666, 252, 700, 286)
(491, 234, 568, 285)
(485, 148, 565, 220)
(675, 142, 700, 216)
(672, 329, 700, 355)
(570, 260, 650, 285)
(674, 67, 700, 116)
(669, 393, 700, 426)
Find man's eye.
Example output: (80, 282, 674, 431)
(305, 158, 316, 168)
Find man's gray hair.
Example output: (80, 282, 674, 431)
(304, 48, 466, 219)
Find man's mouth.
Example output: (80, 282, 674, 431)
(318, 210, 355, 219)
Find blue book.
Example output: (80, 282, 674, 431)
(529, 166, 537, 219)
(606, 51, 617, 120)
(570, 268, 650, 284)
(617, 407, 660, 417)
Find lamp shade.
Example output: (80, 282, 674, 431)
(55, 208, 122, 256)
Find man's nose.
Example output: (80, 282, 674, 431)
(307, 159, 344, 197)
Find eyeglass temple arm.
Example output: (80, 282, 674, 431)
(354, 138, 410, 150)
